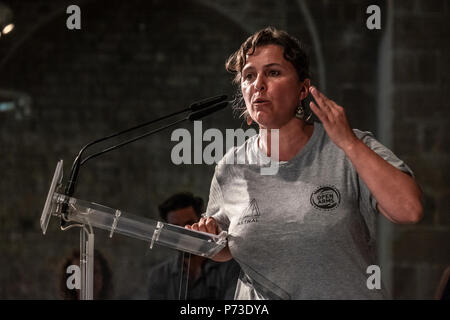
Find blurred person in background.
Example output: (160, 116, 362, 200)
(148, 192, 240, 300)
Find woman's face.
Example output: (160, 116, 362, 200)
(241, 44, 307, 129)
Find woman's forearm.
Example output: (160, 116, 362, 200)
(343, 139, 423, 224)
(211, 244, 233, 262)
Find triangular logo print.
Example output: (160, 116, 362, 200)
(237, 198, 260, 225)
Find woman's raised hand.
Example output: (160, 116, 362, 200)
(309, 86, 359, 153)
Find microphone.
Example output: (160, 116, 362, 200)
(63, 96, 229, 199)
(188, 100, 229, 121)
(80, 100, 230, 166)
(190, 95, 227, 111)
(64, 94, 227, 197)
(60, 97, 229, 226)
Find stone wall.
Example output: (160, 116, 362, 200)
(391, 0, 450, 299)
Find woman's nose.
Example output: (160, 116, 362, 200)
(254, 74, 266, 92)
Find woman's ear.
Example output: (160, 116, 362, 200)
(299, 79, 311, 101)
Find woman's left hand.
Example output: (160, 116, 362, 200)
(309, 86, 359, 152)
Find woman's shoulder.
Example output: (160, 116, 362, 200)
(351, 128, 387, 150)
(352, 128, 376, 141)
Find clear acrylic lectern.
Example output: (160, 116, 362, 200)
(40, 160, 228, 300)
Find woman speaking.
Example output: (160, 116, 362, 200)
(186, 27, 423, 299)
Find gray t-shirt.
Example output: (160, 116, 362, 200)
(204, 122, 413, 300)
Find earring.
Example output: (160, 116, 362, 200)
(295, 103, 305, 120)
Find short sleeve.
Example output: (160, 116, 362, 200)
(355, 130, 415, 215)
(203, 165, 230, 231)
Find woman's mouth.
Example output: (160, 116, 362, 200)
(252, 99, 271, 106)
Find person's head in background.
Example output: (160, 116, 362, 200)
(59, 249, 113, 300)
(158, 192, 204, 227)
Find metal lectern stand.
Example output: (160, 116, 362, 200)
(40, 160, 228, 300)
(80, 227, 94, 300)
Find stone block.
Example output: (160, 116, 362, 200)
(393, 265, 417, 299)
(436, 194, 450, 226)
(393, 228, 450, 264)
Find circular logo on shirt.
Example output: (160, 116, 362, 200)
(310, 185, 341, 211)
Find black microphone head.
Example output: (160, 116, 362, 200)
(189, 95, 228, 111)
(188, 101, 229, 121)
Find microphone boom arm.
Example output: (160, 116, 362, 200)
(63, 95, 228, 198)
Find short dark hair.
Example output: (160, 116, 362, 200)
(225, 26, 310, 120)
(158, 192, 204, 222)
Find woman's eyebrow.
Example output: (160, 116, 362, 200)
(263, 63, 283, 68)
(242, 65, 255, 73)
(242, 63, 283, 73)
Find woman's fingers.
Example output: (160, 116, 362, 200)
(310, 100, 325, 122)
(308, 85, 358, 151)
(310, 86, 327, 108)
(309, 87, 331, 121)
(197, 218, 207, 232)
(310, 86, 330, 106)
(185, 217, 220, 235)
(205, 217, 220, 234)
(309, 86, 340, 122)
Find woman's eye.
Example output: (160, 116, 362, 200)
(269, 70, 280, 76)
(243, 73, 254, 81)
